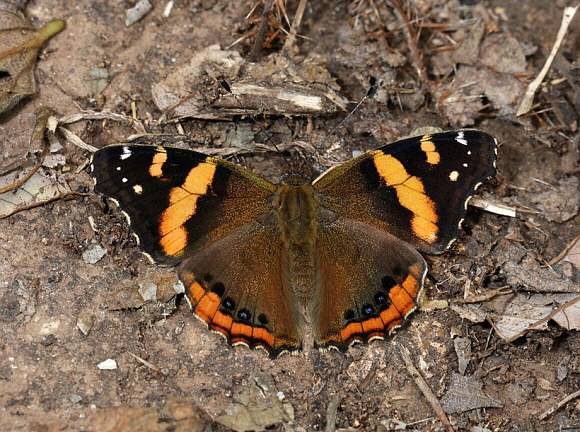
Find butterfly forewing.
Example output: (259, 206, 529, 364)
(314, 130, 497, 254)
(91, 145, 276, 265)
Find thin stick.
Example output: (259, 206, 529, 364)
(250, 0, 274, 62)
(517, 5, 579, 116)
(282, 0, 308, 55)
(548, 233, 580, 265)
(0, 107, 52, 194)
(538, 389, 580, 421)
(400, 346, 454, 432)
(505, 296, 580, 342)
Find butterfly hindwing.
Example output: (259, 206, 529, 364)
(314, 130, 497, 254)
(313, 215, 427, 350)
(179, 222, 303, 357)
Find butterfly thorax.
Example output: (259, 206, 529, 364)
(274, 174, 320, 302)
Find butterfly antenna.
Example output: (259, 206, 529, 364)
(297, 77, 378, 172)
(219, 80, 293, 171)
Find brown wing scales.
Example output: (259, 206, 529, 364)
(313, 216, 427, 351)
(179, 221, 303, 357)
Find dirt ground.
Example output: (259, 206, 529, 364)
(1, 0, 580, 431)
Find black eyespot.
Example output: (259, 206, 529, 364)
(222, 297, 235, 310)
(203, 273, 214, 283)
(210, 282, 225, 297)
(258, 313, 269, 325)
(382, 276, 397, 291)
(374, 292, 388, 304)
(344, 309, 356, 321)
(237, 309, 251, 321)
(393, 267, 403, 277)
(361, 304, 375, 317)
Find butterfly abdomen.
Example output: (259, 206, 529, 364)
(275, 176, 320, 303)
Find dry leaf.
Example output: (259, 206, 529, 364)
(0, 169, 70, 217)
(562, 236, 580, 270)
(530, 177, 580, 223)
(454, 292, 580, 341)
(440, 373, 502, 414)
(0, 5, 64, 113)
(151, 44, 345, 120)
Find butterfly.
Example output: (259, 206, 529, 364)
(90, 129, 496, 358)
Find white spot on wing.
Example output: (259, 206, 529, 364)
(116, 166, 121, 171)
(120, 146, 132, 160)
(456, 131, 468, 145)
(463, 163, 468, 168)
(133, 184, 143, 194)
(449, 170, 459, 181)
(122, 177, 128, 183)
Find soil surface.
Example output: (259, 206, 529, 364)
(1, 0, 580, 431)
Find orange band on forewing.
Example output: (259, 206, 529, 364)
(420, 135, 440, 165)
(159, 161, 217, 256)
(372, 152, 438, 243)
(149, 147, 167, 177)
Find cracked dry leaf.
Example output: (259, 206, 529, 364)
(440, 373, 502, 414)
(0, 6, 64, 114)
(0, 168, 70, 217)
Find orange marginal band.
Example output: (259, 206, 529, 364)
(183, 271, 276, 350)
(339, 274, 420, 342)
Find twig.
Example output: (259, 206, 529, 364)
(505, 296, 580, 343)
(390, 0, 430, 88)
(400, 345, 454, 432)
(0, 107, 52, 194)
(517, 5, 579, 116)
(468, 197, 517, 217)
(548, 233, 580, 265)
(453, 286, 513, 304)
(250, 0, 274, 62)
(58, 126, 98, 153)
(0, 192, 79, 219)
(128, 352, 165, 375)
(324, 394, 341, 432)
(282, 0, 308, 55)
(538, 389, 580, 421)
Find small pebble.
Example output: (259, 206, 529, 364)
(125, 0, 153, 27)
(97, 359, 117, 370)
(82, 245, 107, 264)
